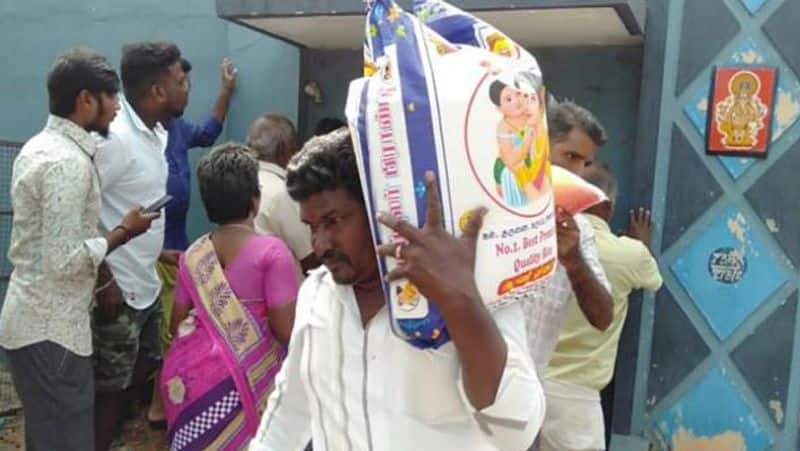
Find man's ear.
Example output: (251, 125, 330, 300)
(75, 89, 95, 115)
(150, 83, 166, 102)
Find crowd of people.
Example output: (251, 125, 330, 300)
(0, 42, 662, 451)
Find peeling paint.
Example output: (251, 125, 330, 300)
(671, 427, 746, 451)
(769, 400, 784, 424)
(765, 218, 780, 233)
(733, 49, 764, 64)
(774, 90, 800, 131)
(726, 213, 759, 257)
(727, 213, 748, 244)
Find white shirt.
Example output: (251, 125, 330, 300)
(255, 161, 313, 277)
(0, 116, 108, 356)
(94, 98, 168, 309)
(522, 214, 610, 374)
(250, 268, 545, 451)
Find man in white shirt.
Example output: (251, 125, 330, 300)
(525, 101, 614, 376)
(527, 102, 614, 451)
(246, 113, 319, 275)
(0, 48, 158, 451)
(91, 41, 189, 451)
(249, 128, 545, 451)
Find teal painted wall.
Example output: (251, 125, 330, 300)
(531, 46, 644, 230)
(0, 0, 300, 242)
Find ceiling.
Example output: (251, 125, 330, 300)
(233, 6, 643, 50)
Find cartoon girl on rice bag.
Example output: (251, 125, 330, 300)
(491, 72, 549, 208)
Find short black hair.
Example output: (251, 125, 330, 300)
(548, 101, 608, 146)
(47, 48, 119, 118)
(313, 117, 346, 136)
(120, 42, 181, 102)
(286, 127, 364, 203)
(197, 142, 260, 224)
(180, 58, 192, 74)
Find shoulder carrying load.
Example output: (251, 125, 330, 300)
(346, 0, 604, 349)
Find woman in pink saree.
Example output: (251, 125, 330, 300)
(161, 143, 298, 450)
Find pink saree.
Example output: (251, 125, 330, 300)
(160, 235, 285, 450)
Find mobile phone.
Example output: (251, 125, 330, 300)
(143, 194, 173, 214)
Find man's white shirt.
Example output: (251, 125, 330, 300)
(249, 268, 545, 451)
(94, 97, 167, 310)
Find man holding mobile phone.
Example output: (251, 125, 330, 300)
(91, 41, 189, 451)
(0, 48, 159, 451)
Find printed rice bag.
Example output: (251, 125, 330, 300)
(414, 0, 606, 215)
(348, 0, 571, 349)
(413, 0, 539, 68)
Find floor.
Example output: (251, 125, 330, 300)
(0, 367, 168, 450)
(0, 408, 169, 450)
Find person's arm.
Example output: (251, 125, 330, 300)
(169, 255, 192, 336)
(557, 210, 613, 331)
(40, 158, 108, 278)
(633, 242, 663, 293)
(212, 58, 237, 123)
(460, 303, 546, 450)
(377, 174, 544, 450)
(249, 276, 316, 451)
(262, 240, 299, 344)
(624, 209, 663, 292)
(181, 59, 237, 149)
(182, 117, 223, 150)
(376, 173, 505, 410)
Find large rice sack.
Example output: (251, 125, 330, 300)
(347, 0, 595, 349)
(413, 0, 606, 215)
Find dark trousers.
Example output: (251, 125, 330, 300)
(6, 341, 94, 451)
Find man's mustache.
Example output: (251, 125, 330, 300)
(322, 250, 350, 264)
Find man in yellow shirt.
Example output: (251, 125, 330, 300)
(538, 163, 663, 451)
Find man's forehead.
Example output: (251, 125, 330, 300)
(300, 189, 351, 218)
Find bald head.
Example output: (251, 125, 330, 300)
(246, 113, 297, 167)
(583, 162, 617, 222)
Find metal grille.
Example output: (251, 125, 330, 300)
(0, 141, 19, 285)
(0, 141, 21, 420)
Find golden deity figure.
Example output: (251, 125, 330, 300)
(716, 70, 768, 149)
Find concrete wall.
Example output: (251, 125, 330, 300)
(0, 0, 300, 243)
(615, 0, 800, 449)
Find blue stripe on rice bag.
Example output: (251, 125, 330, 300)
(392, 12, 440, 225)
(363, 0, 452, 349)
(414, 0, 476, 44)
(355, 79, 386, 275)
